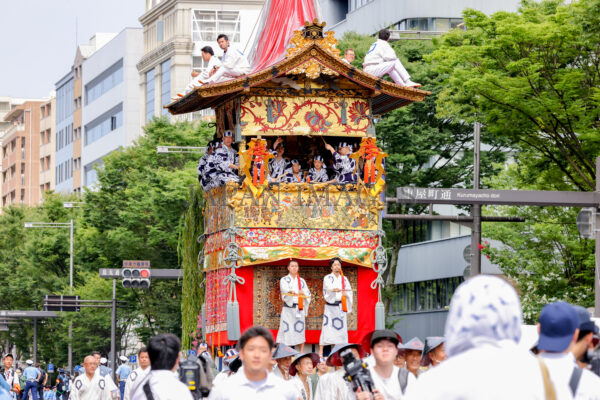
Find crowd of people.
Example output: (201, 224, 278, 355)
(179, 28, 420, 98)
(197, 134, 364, 191)
(3, 275, 600, 399)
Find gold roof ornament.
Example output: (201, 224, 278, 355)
(286, 19, 340, 79)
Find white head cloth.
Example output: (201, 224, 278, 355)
(444, 275, 522, 358)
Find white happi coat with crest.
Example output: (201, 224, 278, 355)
(319, 273, 353, 346)
(276, 274, 311, 346)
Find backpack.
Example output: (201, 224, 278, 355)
(398, 368, 409, 394)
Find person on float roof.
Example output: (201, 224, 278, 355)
(363, 29, 420, 88)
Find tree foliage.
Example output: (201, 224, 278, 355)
(430, 0, 600, 191)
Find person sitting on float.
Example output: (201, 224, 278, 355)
(281, 160, 305, 183)
(307, 155, 330, 183)
(204, 34, 250, 84)
(324, 141, 358, 184)
(268, 137, 291, 182)
(181, 46, 222, 96)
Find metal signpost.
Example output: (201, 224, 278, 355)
(387, 156, 600, 315)
(0, 311, 59, 363)
(98, 263, 183, 381)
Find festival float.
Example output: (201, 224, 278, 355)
(168, 0, 428, 354)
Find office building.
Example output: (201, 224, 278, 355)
(320, 0, 522, 36)
(82, 28, 143, 188)
(39, 96, 56, 196)
(2, 100, 45, 207)
(54, 33, 116, 193)
(137, 0, 263, 123)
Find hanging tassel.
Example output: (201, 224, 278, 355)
(297, 275, 304, 311)
(227, 299, 241, 341)
(341, 100, 347, 125)
(267, 97, 273, 123)
(364, 160, 369, 183)
(370, 158, 376, 183)
(259, 162, 265, 184)
(375, 301, 386, 329)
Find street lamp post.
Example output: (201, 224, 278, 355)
(24, 219, 74, 372)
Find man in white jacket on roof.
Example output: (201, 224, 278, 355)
(205, 34, 251, 84)
(363, 29, 420, 88)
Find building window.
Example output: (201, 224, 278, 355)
(396, 18, 464, 32)
(349, 0, 374, 12)
(389, 277, 464, 314)
(85, 60, 124, 105)
(145, 69, 155, 122)
(161, 59, 171, 116)
(192, 10, 240, 43)
(85, 104, 123, 145)
(157, 20, 164, 42)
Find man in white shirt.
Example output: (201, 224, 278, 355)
(123, 347, 151, 400)
(363, 29, 420, 88)
(130, 334, 193, 400)
(205, 34, 251, 84)
(356, 330, 416, 400)
(277, 259, 311, 352)
(70, 356, 118, 400)
(182, 46, 223, 94)
(2, 354, 17, 399)
(208, 326, 301, 400)
(538, 301, 600, 400)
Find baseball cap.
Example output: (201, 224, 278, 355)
(573, 305, 599, 334)
(538, 301, 579, 352)
(370, 330, 401, 348)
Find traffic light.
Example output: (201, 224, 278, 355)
(122, 268, 151, 289)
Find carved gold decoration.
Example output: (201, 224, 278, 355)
(240, 138, 273, 198)
(350, 137, 388, 195)
(222, 183, 384, 231)
(285, 19, 341, 79)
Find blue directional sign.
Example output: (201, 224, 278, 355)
(47, 363, 54, 373)
(188, 350, 197, 357)
(129, 355, 137, 363)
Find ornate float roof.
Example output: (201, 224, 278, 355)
(166, 21, 429, 116)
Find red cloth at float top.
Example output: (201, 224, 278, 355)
(249, 0, 319, 73)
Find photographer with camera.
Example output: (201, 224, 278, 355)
(314, 343, 366, 400)
(355, 330, 416, 400)
(572, 305, 600, 370)
(130, 334, 193, 400)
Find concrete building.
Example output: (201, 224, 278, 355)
(82, 28, 143, 188)
(319, 0, 522, 36)
(137, 0, 263, 123)
(54, 33, 116, 194)
(2, 101, 45, 207)
(39, 96, 56, 197)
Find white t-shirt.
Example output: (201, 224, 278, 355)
(369, 365, 415, 400)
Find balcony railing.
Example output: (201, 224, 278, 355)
(5, 123, 24, 137)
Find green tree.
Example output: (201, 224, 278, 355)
(430, 0, 600, 191)
(482, 160, 595, 323)
(338, 33, 507, 285)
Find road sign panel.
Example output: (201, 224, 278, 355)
(44, 295, 80, 312)
(99, 268, 123, 279)
(47, 363, 54, 373)
(129, 355, 137, 363)
(395, 187, 599, 207)
(123, 260, 150, 268)
(188, 350, 197, 357)
(0, 310, 58, 318)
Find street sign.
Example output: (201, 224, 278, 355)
(577, 208, 596, 239)
(47, 363, 54, 373)
(123, 260, 150, 268)
(395, 187, 599, 207)
(129, 355, 137, 363)
(188, 350, 197, 357)
(0, 310, 58, 318)
(99, 268, 122, 279)
(44, 295, 80, 312)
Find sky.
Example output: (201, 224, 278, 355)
(0, 0, 145, 99)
